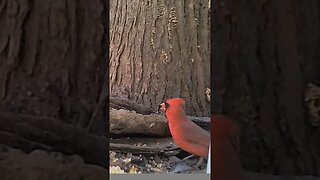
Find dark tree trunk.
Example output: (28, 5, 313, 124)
(0, 0, 106, 134)
(110, 0, 210, 116)
(213, 0, 320, 176)
(0, 0, 107, 170)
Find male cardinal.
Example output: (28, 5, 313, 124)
(159, 98, 247, 179)
(212, 115, 247, 180)
(159, 98, 210, 167)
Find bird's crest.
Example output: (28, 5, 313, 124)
(166, 98, 185, 106)
(158, 98, 185, 112)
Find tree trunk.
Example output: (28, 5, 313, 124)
(213, 0, 320, 176)
(0, 0, 106, 135)
(109, 0, 210, 116)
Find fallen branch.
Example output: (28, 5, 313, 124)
(110, 108, 211, 137)
(0, 111, 107, 167)
(110, 97, 155, 115)
(110, 109, 170, 137)
(110, 137, 180, 156)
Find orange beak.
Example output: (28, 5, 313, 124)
(159, 103, 167, 112)
(158, 102, 168, 123)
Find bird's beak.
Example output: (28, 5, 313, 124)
(159, 103, 167, 112)
(158, 103, 168, 123)
(154, 102, 167, 114)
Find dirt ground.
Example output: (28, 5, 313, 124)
(0, 144, 107, 180)
(109, 150, 207, 174)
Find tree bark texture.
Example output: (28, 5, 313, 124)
(110, 0, 210, 116)
(0, 0, 106, 132)
(213, 0, 320, 176)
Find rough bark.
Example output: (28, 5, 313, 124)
(213, 0, 320, 176)
(0, 0, 106, 132)
(110, 97, 155, 115)
(109, 0, 210, 116)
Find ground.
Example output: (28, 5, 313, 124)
(109, 150, 207, 174)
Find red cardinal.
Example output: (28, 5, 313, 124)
(159, 98, 247, 179)
(159, 98, 210, 165)
(212, 115, 247, 180)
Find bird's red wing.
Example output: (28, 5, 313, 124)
(179, 121, 210, 147)
(170, 121, 210, 157)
